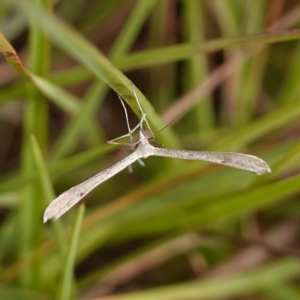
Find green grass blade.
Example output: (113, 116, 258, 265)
(182, 0, 215, 132)
(210, 0, 240, 35)
(115, 30, 300, 71)
(262, 282, 300, 300)
(50, 0, 163, 161)
(0, 143, 115, 196)
(147, 1, 176, 112)
(18, 0, 51, 286)
(4, 0, 177, 145)
(99, 258, 300, 300)
(0, 286, 44, 300)
(56, 205, 85, 300)
(30, 135, 67, 255)
(0, 30, 84, 116)
(276, 42, 300, 105)
(213, 100, 300, 151)
(30, 74, 80, 114)
(0, 31, 31, 79)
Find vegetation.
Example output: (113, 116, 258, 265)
(1, 0, 300, 299)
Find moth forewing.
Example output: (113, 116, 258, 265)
(43, 150, 144, 222)
(150, 148, 271, 175)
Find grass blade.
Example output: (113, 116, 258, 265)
(57, 205, 85, 300)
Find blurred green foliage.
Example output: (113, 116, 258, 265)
(0, 0, 300, 299)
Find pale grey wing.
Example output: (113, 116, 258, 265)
(151, 148, 271, 175)
(43, 151, 142, 222)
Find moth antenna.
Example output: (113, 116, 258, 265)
(118, 95, 133, 145)
(155, 109, 187, 136)
(130, 80, 154, 138)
